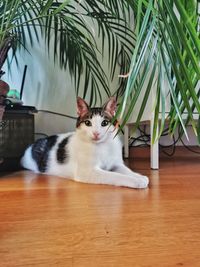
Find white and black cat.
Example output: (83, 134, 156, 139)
(21, 97, 149, 189)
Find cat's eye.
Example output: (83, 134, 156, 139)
(101, 120, 109, 127)
(85, 120, 92, 127)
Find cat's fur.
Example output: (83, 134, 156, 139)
(21, 97, 149, 189)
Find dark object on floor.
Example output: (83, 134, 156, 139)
(0, 112, 34, 171)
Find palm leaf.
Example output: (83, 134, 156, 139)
(118, 0, 200, 144)
(1, 0, 134, 106)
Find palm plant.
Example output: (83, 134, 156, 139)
(1, 0, 200, 144)
(117, 0, 200, 143)
(0, 0, 133, 105)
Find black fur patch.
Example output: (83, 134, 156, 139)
(32, 135, 58, 172)
(57, 137, 69, 163)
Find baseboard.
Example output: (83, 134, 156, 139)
(126, 146, 200, 159)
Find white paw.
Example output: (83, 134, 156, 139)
(137, 176, 149, 189)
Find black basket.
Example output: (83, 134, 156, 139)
(0, 112, 34, 171)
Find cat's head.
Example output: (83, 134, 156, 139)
(76, 97, 117, 143)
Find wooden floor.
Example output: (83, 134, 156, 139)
(0, 147, 200, 267)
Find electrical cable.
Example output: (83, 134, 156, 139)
(129, 125, 176, 156)
(178, 125, 200, 154)
(128, 124, 200, 157)
(179, 138, 200, 154)
(34, 110, 77, 139)
(159, 134, 177, 157)
(34, 132, 49, 138)
(37, 110, 77, 120)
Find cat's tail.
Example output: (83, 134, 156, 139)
(21, 146, 38, 172)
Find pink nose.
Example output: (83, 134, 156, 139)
(93, 131, 100, 139)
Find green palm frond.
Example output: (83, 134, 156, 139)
(0, 0, 134, 106)
(118, 0, 200, 143)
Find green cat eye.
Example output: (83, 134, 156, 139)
(101, 120, 109, 127)
(85, 120, 92, 127)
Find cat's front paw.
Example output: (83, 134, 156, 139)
(137, 176, 149, 189)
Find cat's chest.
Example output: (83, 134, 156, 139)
(70, 135, 122, 169)
(81, 140, 121, 169)
(95, 143, 116, 167)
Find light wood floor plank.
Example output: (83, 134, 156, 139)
(0, 147, 200, 267)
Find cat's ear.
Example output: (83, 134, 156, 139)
(103, 97, 117, 116)
(77, 97, 89, 117)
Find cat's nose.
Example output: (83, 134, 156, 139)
(93, 131, 100, 140)
(93, 131, 100, 137)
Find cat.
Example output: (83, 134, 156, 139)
(21, 97, 149, 189)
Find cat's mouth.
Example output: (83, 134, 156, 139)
(91, 135, 105, 143)
(92, 136, 100, 141)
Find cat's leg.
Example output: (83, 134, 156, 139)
(75, 168, 148, 189)
(113, 164, 149, 186)
(114, 164, 148, 178)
